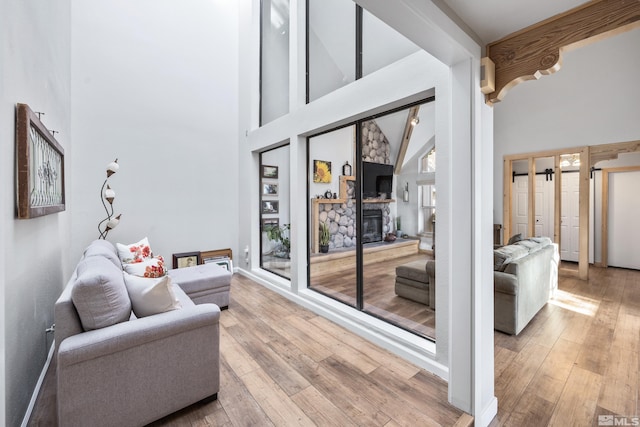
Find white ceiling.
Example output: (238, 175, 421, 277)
(440, 0, 590, 44)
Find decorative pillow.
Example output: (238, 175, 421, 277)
(493, 244, 528, 271)
(71, 256, 132, 331)
(507, 233, 523, 245)
(123, 256, 167, 278)
(116, 237, 153, 264)
(123, 273, 182, 318)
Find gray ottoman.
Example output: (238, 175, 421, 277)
(394, 259, 434, 309)
(168, 263, 231, 309)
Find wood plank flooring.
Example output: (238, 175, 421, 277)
(28, 265, 640, 426)
(28, 273, 462, 427)
(310, 252, 436, 339)
(490, 266, 640, 426)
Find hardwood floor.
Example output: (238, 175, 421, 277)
(310, 252, 436, 339)
(28, 265, 640, 426)
(490, 266, 640, 426)
(28, 273, 462, 427)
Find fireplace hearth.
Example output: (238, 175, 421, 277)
(362, 209, 382, 243)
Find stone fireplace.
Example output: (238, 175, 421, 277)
(362, 209, 383, 243)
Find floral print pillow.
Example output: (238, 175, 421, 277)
(123, 256, 167, 278)
(116, 237, 154, 264)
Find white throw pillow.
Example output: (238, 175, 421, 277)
(123, 256, 167, 278)
(116, 237, 153, 264)
(123, 272, 181, 318)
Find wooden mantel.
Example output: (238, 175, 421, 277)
(486, 0, 640, 104)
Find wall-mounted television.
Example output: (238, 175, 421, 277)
(362, 161, 394, 199)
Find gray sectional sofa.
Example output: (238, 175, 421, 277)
(54, 239, 226, 427)
(493, 236, 559, 335)
(395, 236, 558, 336)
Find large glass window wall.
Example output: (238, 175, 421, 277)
(307, 0, 420, 102)
(308, 99, 436, 340)
(261, 0, 290, 125)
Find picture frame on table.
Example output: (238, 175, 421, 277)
(261, 200, 279, 214)
(213, 258, 233, 272)
(262, 183, 278, 196)
(261, 165, 278, 179)
(172, 252, 201, 269)
(200, 248, 233, 264)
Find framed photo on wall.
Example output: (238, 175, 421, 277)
(262, 217, 279, 230)
(262, 183, 278, 196)
(262, 165, 278, 179)
(261, 200, 279, 214)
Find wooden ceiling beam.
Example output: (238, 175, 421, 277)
(485, 0, 640, 104)
(394, 106, 420, 175)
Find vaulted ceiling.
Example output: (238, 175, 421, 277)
(440, 0, 590, 44)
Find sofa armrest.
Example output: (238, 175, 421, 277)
(494, 271, 517, 295)
(58, 303, 219, 366)
(57, 303, 220, 427)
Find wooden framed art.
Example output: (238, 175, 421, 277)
(172, 251, 201, 269)
(200, 248, 233, 263)
(15, 103, 66, 219)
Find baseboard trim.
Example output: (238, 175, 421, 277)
(477, 396, 498, 427)
(21, 341, 55, 427)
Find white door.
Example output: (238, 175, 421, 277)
(560, 172, 580, 262)
(534, 175, 554, 238)
(608, 170, 640, 270)
(512, 176, 529, 238)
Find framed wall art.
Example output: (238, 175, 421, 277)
(15, 103, 66, 219)
(262, 183, 278, 196)
(261, 200, 279, 214)
(313, 160, 331, 183)
(261, 165, 278, 179)
(262, 217, 279, 230)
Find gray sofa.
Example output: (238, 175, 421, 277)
(54, 240, 222, 427)
(399, 236, 558, 336)
(493, 237, 559, 335)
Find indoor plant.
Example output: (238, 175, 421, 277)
(265, 223, 290, 258)
(319, 220, 330, 253)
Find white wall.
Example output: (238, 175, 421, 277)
(494, 28, 640, 225)
(308, 126, 354, 197)
(71, 0, 240, 265)
(0, 0, 71, 425)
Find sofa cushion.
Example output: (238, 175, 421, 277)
(71, 256, 132, 331)
(116, 237, 154, 264)
(83, 241, 122, 268)
(395, 260, 429, 283)
(530, 236, 552, 247)
(507, 233, 523, 245)
(494, 244, 528, 271)
(123, 273, 182, 318)
(123, 256, 168, 278)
